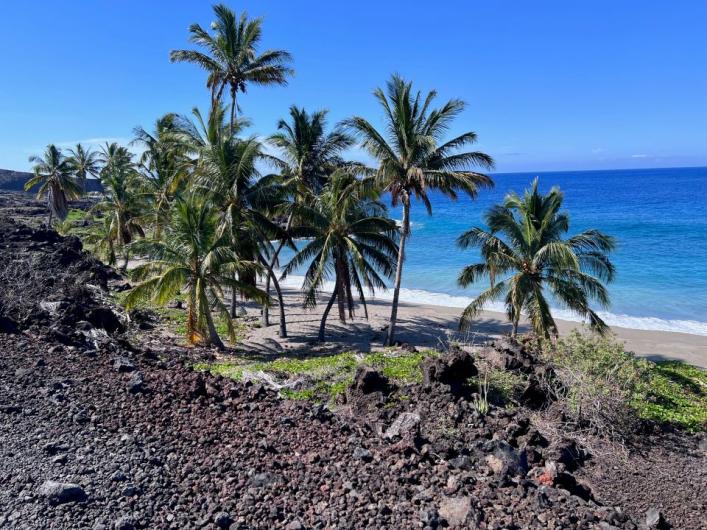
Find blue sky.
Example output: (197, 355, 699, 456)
(1, 0, 706, 173)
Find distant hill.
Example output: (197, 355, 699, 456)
(0, 169, 103, 192)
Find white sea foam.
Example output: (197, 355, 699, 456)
(278, 274, 707, 337)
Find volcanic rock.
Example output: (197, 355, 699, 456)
(351, 366, 390, 394)
(38, 480, 86, 504)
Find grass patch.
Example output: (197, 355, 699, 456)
(367, 350, 439, 383)
(65, 208, 90, 222)
(195, 349, 439, 404)
(635, 361, 707, 431)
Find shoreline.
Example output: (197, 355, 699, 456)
(240, 284, 707, 369)
(277, 275, 707, 337)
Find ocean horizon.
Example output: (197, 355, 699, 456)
(279, 166, 707, 337)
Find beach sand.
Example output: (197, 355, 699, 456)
(235, 285, 707, 368)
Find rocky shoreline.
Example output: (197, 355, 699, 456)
(1, 211, 705, 529)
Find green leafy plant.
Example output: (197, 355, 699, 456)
(457, 179, 616, 337)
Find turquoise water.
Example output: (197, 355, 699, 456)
(280, 167, 707, 336)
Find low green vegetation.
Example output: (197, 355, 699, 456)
(547, 331, 707, 432)
(636, 361, 707, 431)
(194, 349, 439, 403)
(469, 366, 526, 406)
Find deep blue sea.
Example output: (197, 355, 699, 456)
(281, 167, 707, 336)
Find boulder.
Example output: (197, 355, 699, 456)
(0, 315, 19, 334)
(421, 349, 477, 387)
(127, 373, 144, 394)
(519, 375, 550, 409)
(351, 366, 390, 394)
(113, 516, 136, 530)
(384, 412, 421, 440)
(438, 495, 474, 527)
(87, 307, 123, 333)
(645, 508, 669, 529)
(484, 440, 528, 479)
(38, 480, 86, 504)
(352, 446, 373, 462)
(545, 439, 583, 471)
(113, 357, 135, 373)
(214, 511, 233, 529)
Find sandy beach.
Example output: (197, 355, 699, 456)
(236, 284, 707, 368)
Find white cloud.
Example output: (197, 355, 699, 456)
(631, 154, 648, 158)
(591, 147, 605, 154)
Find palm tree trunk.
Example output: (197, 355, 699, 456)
(260, 255, 287, 338)
(46, 190, 53, 227)
(204, 301, 225, 350)
(343, 261, 355, 319)
(386, 201, 410, 346)
(262, 213, 293, 327)
(318, 289, 338, 342)
(270, 271, 287, 338)
(230, 285, 238, 318)
(229, 86, 237, 134)
(122, 248, 130, 272)
(335, 262, 347, 323)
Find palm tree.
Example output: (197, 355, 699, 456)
(457, 178, 616, 337)
(282, 169, 398, 342)
(180, 104, 285, 323)
(67, 143, 101, 194)
(25, 144, 82, 226)
(132, 114, 189, 238)
(170, 3, 293, 130)
(262, 106, 354, 328)
(345, 74, 495, 345)
(94, 143, 145, 270)
(83, 214, 117, 266)
(124, 196, 267, 349)
(269, 106, 354, 196)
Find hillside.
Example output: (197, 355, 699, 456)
(0, 168, 103, 192)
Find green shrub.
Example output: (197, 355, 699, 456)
(545, 331, 706, 433)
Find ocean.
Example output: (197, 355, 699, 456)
(279, 167, 707, 337)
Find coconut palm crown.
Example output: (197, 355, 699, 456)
(25, 144, 82, 225)
(125, 195, 268, 349)
(457, 178, 616, 337)
(170, 3, 293, 129)
(345, 74, 495, 345)
(67, 143, 101, 194)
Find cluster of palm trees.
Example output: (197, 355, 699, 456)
(25, 3, 615, 348)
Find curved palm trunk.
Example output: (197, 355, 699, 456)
(262, 213, 293, 328)
(204, 303, 225, 350)
(260, 256, 287, 338)
(318, 289, 338, 342)
(46, 187, 54, 227)
(335, 259, 347, 323)
(121, 248, 130, 272)
(342, 260, 355, 319)
(198, 281, 225, 350)
(386, 202, 410, 346)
